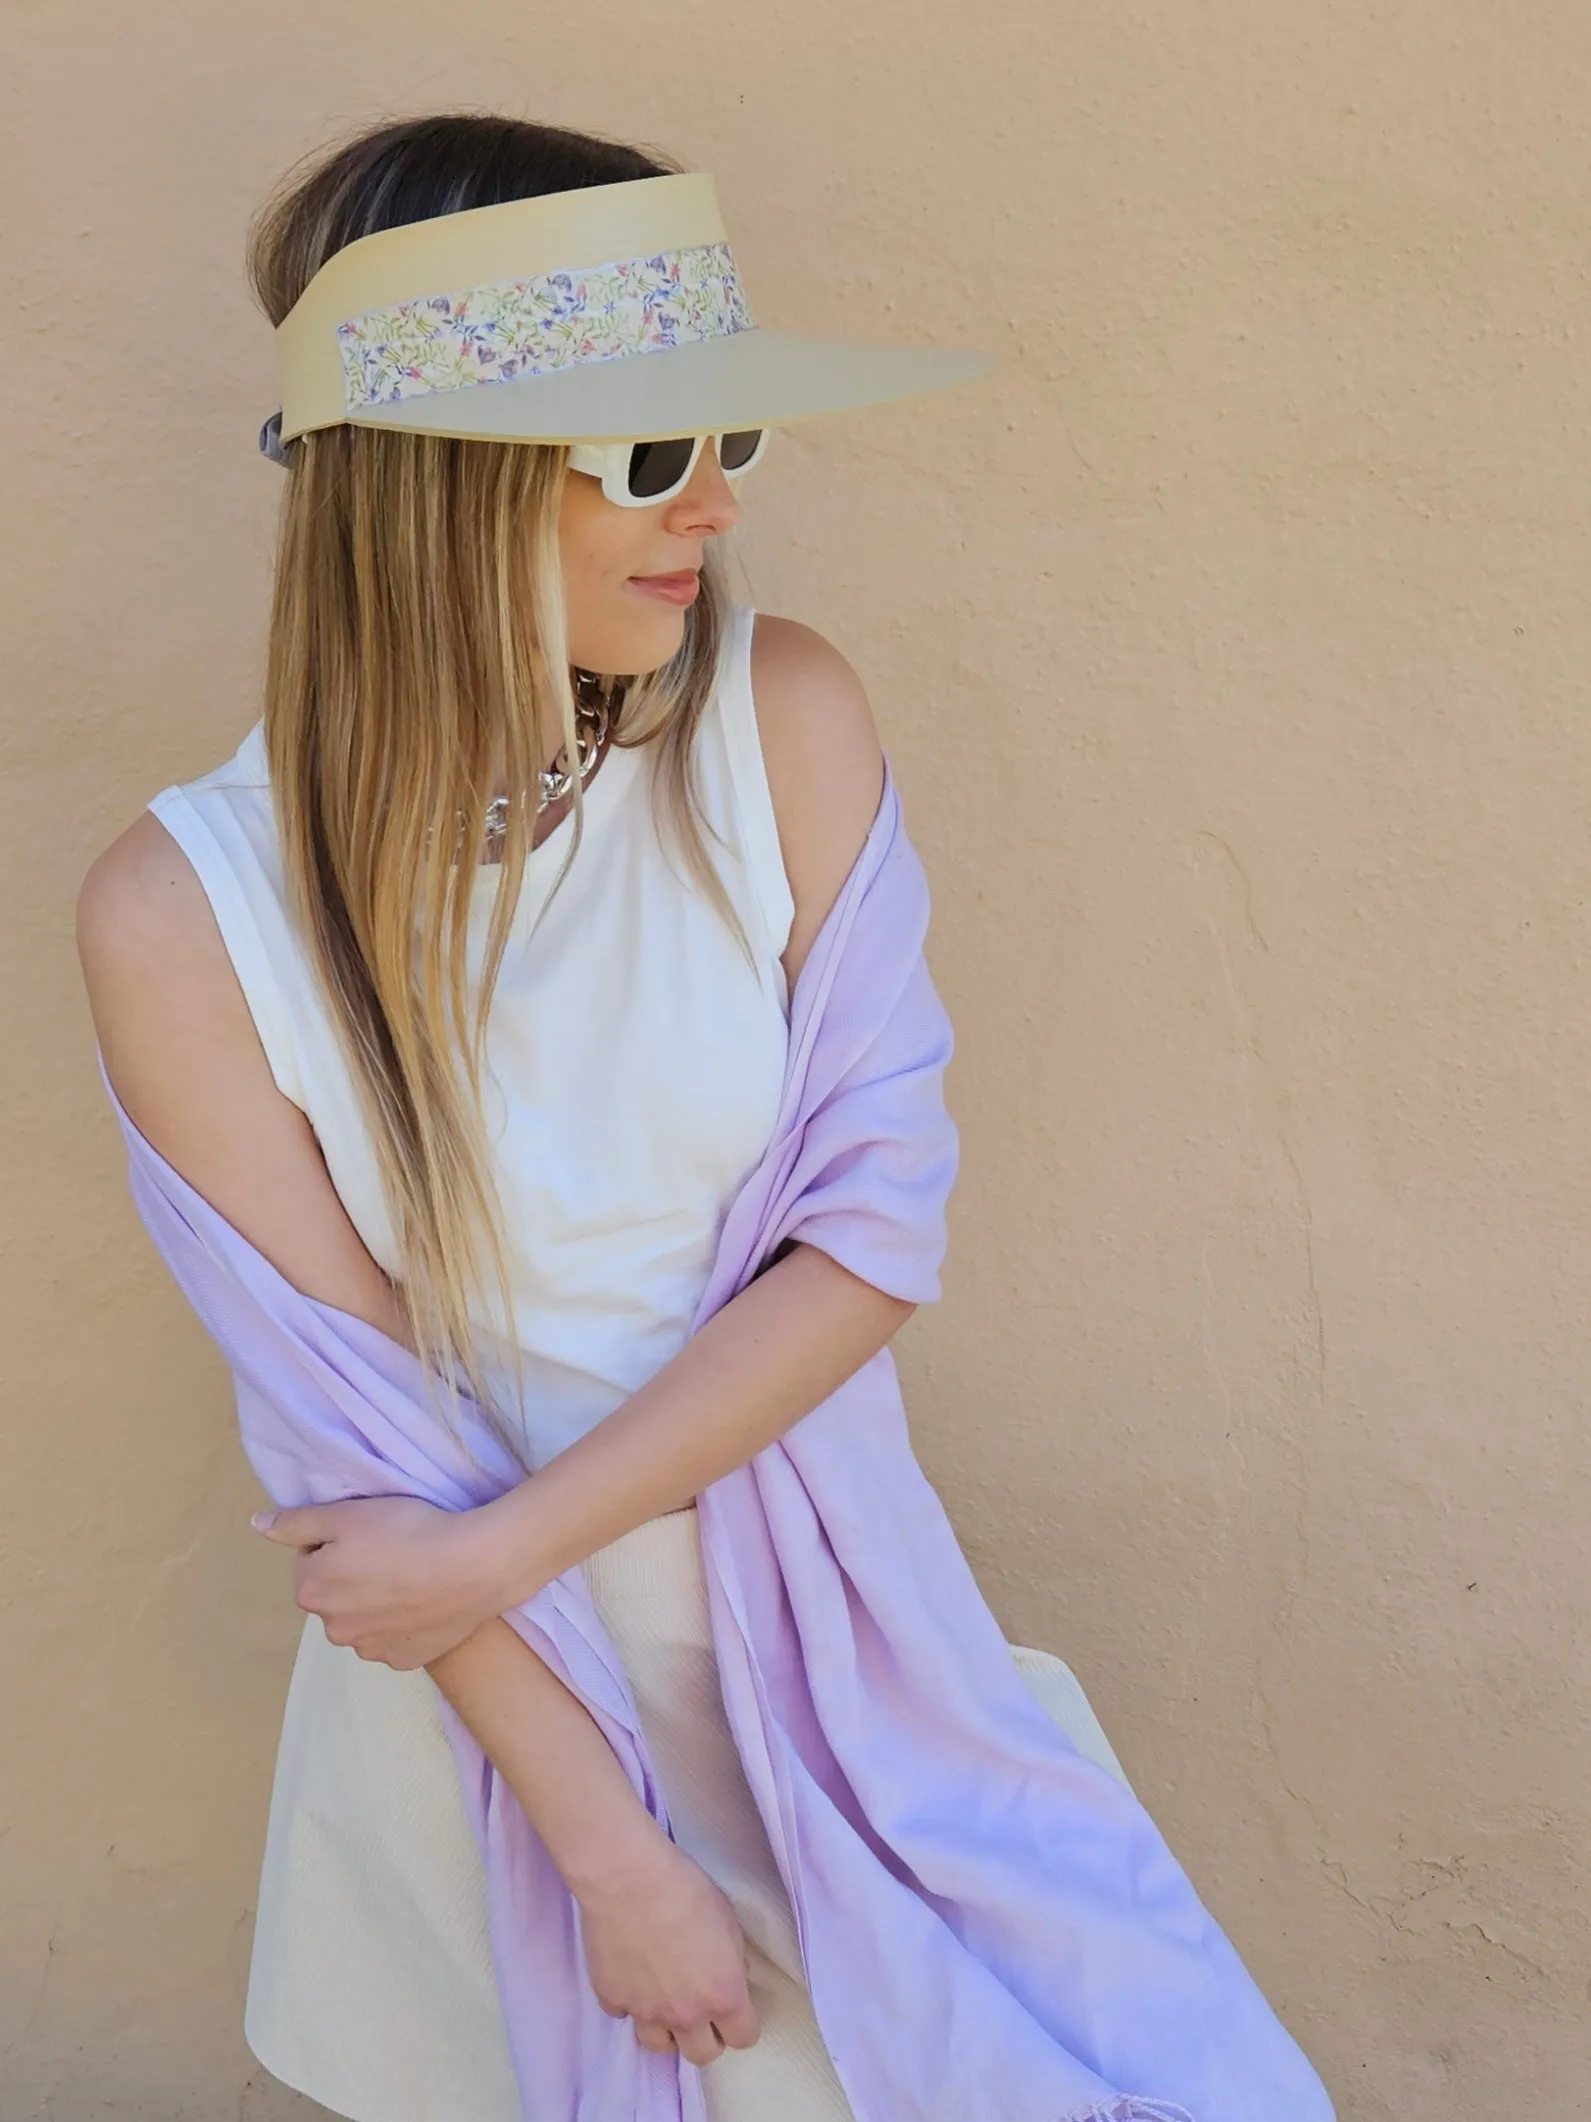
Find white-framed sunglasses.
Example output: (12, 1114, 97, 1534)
(566, 428, 771, 508)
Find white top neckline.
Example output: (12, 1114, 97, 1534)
(229, 715, 641, 886)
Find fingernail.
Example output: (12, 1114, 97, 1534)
(251, 1511, 276, 1532)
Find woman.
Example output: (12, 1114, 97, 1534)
(78, 113, 1333, 2122)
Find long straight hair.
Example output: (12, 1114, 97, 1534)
(247, 115, 755, 1460)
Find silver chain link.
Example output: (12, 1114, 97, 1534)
(479, 671, 617, 848)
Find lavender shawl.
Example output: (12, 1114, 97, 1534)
(104, 761, 1334, 2122)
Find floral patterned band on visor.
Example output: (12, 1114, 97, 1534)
(335, 240, 755, 413)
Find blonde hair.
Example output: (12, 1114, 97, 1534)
(248, 117, 755, 1460)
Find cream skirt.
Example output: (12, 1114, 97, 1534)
(244, 1503, 1130, 2122)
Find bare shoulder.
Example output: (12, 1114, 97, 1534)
(77, 812, 404, 1337)
(748, 613, 885, 986)
(76, 805, 293, 1189)
(77, 811, 239, 1047)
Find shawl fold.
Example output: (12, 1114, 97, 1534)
(103, 760, 1334, 2122)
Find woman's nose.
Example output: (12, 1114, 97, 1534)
(667, 442, 741, 534)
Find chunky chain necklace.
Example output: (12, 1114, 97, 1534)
(480, 668, 619, 852)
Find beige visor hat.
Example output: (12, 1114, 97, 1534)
(271, 169, 995, 449)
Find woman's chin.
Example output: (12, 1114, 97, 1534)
(570, 599, 687, 677)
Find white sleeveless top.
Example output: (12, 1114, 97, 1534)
(147, 600, 795, 1471)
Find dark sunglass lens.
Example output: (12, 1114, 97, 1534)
(718, 429, 763, 473)
(627, 437, 697, 498)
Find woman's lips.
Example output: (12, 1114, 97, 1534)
(626, 570, 701, 605)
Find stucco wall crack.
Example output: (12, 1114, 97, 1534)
(2, 1923, 59, 2063)
(1186, 830, 1326, 1850)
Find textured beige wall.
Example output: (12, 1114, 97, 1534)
(5, 2, 1589, 2116)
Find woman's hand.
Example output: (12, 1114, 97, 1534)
(575, 1835, 761, 2067)
(251, 1495, 508, 1669)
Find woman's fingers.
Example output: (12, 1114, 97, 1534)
(253, 1503, 340, 1547)
(675, 2021, 729, 2068)
(703, 1992, 762, 2052)
(633, 1973, 760, 2065)
(634, 2015, 728, 2068)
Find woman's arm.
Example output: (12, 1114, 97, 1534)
(75, 809, 678, 1903)
(260, 617, 921, 1663)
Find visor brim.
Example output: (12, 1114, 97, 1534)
(320, 326, 995, 445)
